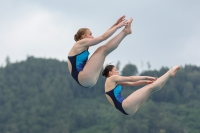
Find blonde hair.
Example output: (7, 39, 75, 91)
(74, 28, 89, 41)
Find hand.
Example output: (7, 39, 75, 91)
(116, 20, 128, 28)
(115, 15, 126, 25)
(145, 80, 155, 84)
(146, 76, 158, 81)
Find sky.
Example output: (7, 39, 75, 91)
(1, 0, 200, 73)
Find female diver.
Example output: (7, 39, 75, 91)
(102, 65, 180, 115)
(68, 16, 133, 88)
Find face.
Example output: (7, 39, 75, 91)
(82, 30, 94, 39)
(109, 67, 119, 76)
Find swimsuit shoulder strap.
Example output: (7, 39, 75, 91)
(105, 84, 119, 94)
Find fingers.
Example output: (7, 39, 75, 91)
(120, 15, 126, 19)
(148, 76, 157, 81)
(145, 80, 153, 84)
(122, 19, 128, 24)
(117, 19, 128, 27)
(122, 21, 128, 26)
(117, 15, 126, 23)
(148, 81, 154, 84)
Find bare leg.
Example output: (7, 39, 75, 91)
(79, 18, 133, 87)
(122, 66, 180, 115)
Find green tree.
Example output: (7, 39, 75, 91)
(121, 63, 138, 76)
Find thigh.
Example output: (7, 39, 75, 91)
(122, 84, 153, 114)
(78, 46, 107, 86)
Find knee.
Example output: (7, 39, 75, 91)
(96, 46, 109, 55)
(148, 82, 162, 92)
(123, 100, 139, 115)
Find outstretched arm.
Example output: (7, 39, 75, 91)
(78, 16, 128, 47)
(107, 15, 126, 31)
(111, 75, 157, 83)
(118, 80, 154, 86)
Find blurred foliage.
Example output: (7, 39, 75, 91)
(0, 57, 200, 133)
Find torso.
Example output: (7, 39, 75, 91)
(105, 76, 128, 115)
(67, 42, 89, 73)
(105, 76, 120, 106)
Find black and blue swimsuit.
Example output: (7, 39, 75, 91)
(105, 84, 128, 115)
(68, 50, 90, 87)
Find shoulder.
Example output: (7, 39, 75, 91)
(108, 75, 120, 81)
(105, 77, 118, 92)
(76, 38, 93, 45)
(69, 42, 88, 55)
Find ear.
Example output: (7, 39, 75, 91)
(109, 71, 112, 76)
(81, 34, 85, 39)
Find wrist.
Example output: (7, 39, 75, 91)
(115, 25, 120, 29)
(144, 80, 147, 84)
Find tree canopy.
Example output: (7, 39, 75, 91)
(0, 57, 200, 133)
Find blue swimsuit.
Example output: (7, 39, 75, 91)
(68, 50, 90, 87)
(105, 85, 128, 115)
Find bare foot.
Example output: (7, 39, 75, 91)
(170, 66, 180, 77)
(123, 18, 133, 35)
